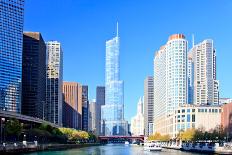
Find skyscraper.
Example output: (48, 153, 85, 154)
(96, 86, 105, 135)
(62, 82, 79, 129)
(189, 39, 219, 105)
(144, 76, 154, 136)
(101, 23, 128, 136)
(46, 41, 63, 125)
(22, 32, 46, 119)
(77, 84, 82, 129)
(0, 0, 24, 113)
(89, 99, 97, 134)
(154, 34, 188, 136)
(131, 97, 144, 136)
(82, 85, 89, 131)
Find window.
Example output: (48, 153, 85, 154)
(192, 114, 195, 122)
(192, 109, 195, 112)
(187, 114, 191, 122)
(182, 109, 185, 113)
(187, 109, 190, 113)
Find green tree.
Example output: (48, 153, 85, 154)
(5, 118, 23, 136)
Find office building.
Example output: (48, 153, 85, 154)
(221, 102, 232, 139)
(62, 82, 79, 129)
(131, 97, 144, 136)
(46, 41, 63, 125)
(189, 39, 219, 105)
(144, 76, 154, 136)
(89, 99, 97, 134)
(82, 85, 89, 131)
(77, 84, 82, 129)
(101, 23, 128, 136)
(22, 32, 46, 119)
(96, 86, 105, 135)
(174, 104, 221, 136)
(0, 0, 24, 113)
(153, 34, 188, 136)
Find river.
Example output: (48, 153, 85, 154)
(23, 144, 201, 155)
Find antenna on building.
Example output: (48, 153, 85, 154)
(192, 34, 195, 47)
(116, 22, 119, 37)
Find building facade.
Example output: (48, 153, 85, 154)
(96, 86, 105, 135)
(144, 76, 154, 136)
(189, 39, 219, 105)
(173, 104, 222, 137)
(82, 85, 89, 131)
(22, 32, 46, 119)
(46, 41, 63, 125)
(101, 23, 128, 136)
(89, 99, 97, 134)
(131, 97, 144, 136)
(221, 102, 232, 139)
(0, 0, 24, 113)
(62, 82, 79, 129)
(153, 34, 188, 136)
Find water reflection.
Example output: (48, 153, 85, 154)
(24, 144, 201, 155)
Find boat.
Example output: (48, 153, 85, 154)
(125, 141, 129, 145)
(144, 141, 162, 151)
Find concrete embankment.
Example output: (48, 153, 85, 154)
(0, 143, 101, 154)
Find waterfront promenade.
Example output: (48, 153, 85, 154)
(0, 142, 100, 154)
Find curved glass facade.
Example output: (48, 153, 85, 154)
(0, 0, 24, 113)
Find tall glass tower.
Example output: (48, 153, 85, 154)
(0, 0, 24, 113)
(101, 23, 128, 136)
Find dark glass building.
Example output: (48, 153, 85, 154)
(96, 86, 105, 135)
(0, 0, 24, 113)
(22, 32, 46, 119)
(82, 85, 89, 131)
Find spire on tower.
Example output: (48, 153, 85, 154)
(116, 22, 118, 37)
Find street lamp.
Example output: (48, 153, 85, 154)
(0, 118, 5, 143)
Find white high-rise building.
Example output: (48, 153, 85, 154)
(153, 34, 188, 136)
(131, 97, 144, 136)
(46, 41, 63, 126)
(189, 39, 219, 105)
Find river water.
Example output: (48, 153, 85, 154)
(23, 144, 201, 155)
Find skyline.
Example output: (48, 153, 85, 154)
(24, 0, 232, 121)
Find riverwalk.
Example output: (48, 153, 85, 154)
(0, 142, 101, 154)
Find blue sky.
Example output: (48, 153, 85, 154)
(24, 0, 232, 121)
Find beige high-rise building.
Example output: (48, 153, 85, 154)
(62, 82, 82, 129)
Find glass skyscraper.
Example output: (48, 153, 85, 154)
(101, 23, 128, 136)
(0, 0, 24, 113)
